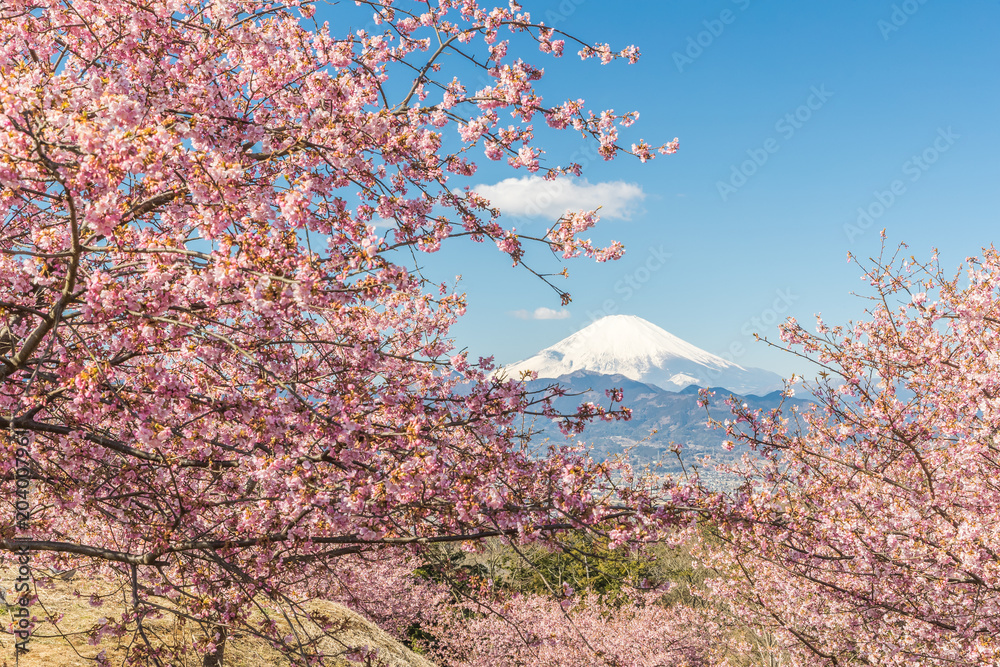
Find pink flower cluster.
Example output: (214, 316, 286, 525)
(698, 243, 1000, 665)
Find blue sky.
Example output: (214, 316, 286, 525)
(359, 1, 1000, 378)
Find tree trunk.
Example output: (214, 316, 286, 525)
(202, 625, 227, 667)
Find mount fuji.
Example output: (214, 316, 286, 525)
(502, 314, 785, 396)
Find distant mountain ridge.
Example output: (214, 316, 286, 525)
(522, 370, 810, 486)
(503, 315, 785, 396)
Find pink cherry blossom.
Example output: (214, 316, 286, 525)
(0, 0, 679, 663)
(700, 242, 1000, 666)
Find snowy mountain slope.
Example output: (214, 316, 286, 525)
(502, 315, 785, 396)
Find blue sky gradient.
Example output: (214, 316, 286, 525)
(345, 1, 1000, 379)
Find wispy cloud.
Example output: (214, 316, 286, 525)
(511, 307, 571, 320)
(472, 176, 645, 220)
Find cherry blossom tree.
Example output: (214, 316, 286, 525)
(0, 0, 679, 663)
(423, 587, 725, 667)
(699, 243, 1000, 666)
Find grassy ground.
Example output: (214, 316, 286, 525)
(0, 568, 435, 667)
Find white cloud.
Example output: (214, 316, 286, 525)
(511, 307, 571, 320)
(471, 176, 645, 220)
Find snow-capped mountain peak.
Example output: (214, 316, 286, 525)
(502, 314, 784, 395)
